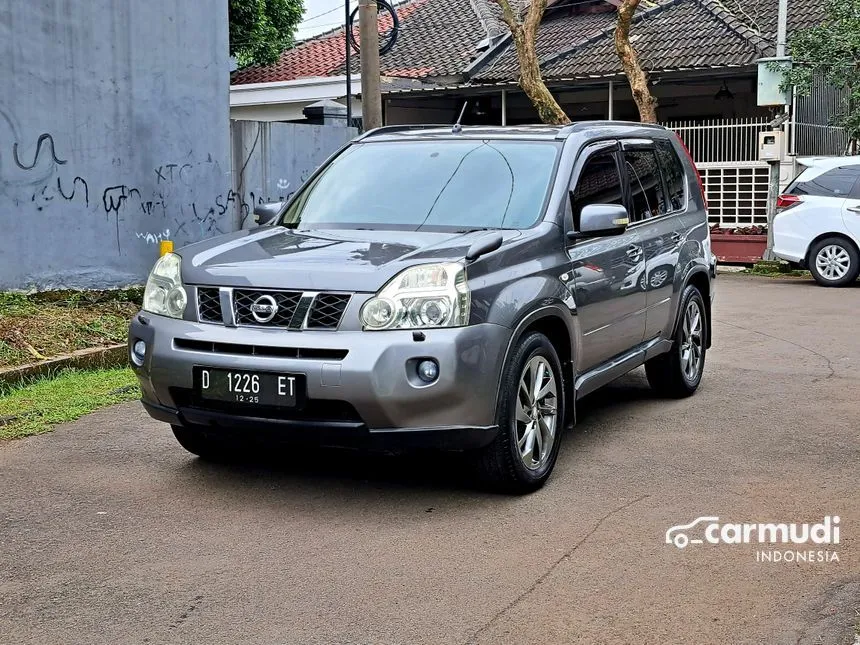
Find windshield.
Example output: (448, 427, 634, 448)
(280, 139, 560, 231)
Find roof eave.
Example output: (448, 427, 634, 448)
(230, 74, 361, 106)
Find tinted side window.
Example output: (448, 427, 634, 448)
(655, 139, 685, 211)
(571, 151, 623, 229)
(624, 149, 666, 221)
(851, 169, 860, 199)
(789, 166, 860, 197)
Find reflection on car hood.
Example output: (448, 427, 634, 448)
(179, 226, 521, 291)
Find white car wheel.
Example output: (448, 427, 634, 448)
(808, 237, 860, 287)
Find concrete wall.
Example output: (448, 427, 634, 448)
(0, 0, 231, 289)
(230, 120, 357, 228)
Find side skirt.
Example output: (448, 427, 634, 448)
(574, 337, 672, 400)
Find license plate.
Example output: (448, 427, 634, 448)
(194, 367, 304, 407)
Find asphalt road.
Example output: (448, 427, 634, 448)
(2, 274, 859, 645)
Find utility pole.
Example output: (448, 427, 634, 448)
(763, 0, 789, 261)
(776, 0, 788, 57)
(763, 154, 780, 261)
(358, 0, 383, 130)
(345, 0, 352, 126)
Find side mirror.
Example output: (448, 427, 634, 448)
(254, 202, 285, 226)
(567, 203, 629, 240)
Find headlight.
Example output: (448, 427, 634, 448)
(143, 253, 187, 319)
(360, 262, 470, 330)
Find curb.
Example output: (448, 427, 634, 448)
(0, 344, 128, 389)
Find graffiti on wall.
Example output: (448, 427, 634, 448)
(0, 106, 280, 254)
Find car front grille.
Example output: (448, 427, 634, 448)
(197, 288, 223, 323)
(307, 294, 351, 329)
(173, 338, 348, 361)
(194, 287, 350, 330)
(234, 289, 303, 327)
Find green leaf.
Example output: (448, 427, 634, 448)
(230, 0, 305, 68)
(775, 0, 860, 142)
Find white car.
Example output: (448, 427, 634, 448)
(773, 156, 860, 286)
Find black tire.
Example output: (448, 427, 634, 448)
(476, 332, 566, 494)
(645, 285, 707, 398)
(171, 424, 234, 461)
(807, 236, 860, 287)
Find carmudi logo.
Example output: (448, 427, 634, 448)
(665, 516, 841, 563)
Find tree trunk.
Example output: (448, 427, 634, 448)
(510, 26, 570, 125)
(614, 0, 658, 123)
(495, 0, 570, 125)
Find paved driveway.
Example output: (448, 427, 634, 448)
(2, 274, 859, 645)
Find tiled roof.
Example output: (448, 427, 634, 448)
(231, 0, 487, 85)
(475, 7, 616, 80)
(542, 0, 765, 79)
(333, 0, 489, 78)
(472, 0, 826, 83)
(716, 0, 827, 41)
(231, 0, 827, 88)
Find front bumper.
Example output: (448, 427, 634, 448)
(129, 313, 510, 449)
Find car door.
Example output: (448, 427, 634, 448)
(839, 165, 860, 244)
(567, 141, 646, 370)
(621, 138, 683, 341)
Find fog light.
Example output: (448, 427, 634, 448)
(131, 340, 146, 366)
(417, 359, 439, 383)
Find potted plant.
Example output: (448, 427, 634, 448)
(709, 224, 768, 264)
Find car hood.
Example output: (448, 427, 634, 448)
(179, 226, 520, 291)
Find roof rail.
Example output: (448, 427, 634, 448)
(355, 124, 449, 141)
(555, 120, 667, 139)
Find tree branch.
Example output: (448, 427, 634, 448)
(614, 0, 658, 122)
(491, 0, 570, 124)
(524, 0, 548, 37)
(494, 0, 520, 31)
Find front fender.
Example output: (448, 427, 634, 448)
(480, 275, 581, 413)
(483, 275, 574, 328)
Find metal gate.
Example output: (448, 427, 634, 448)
(662, 119, 771, 228)
(698, 162, 770, 228)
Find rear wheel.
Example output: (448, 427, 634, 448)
(645, 285, 706, 398)
(171, 424, 234, 461)
(808, 237, 859, 287)
(476, 332, 565, 493)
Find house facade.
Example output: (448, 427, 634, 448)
(231, 0, 842, 228)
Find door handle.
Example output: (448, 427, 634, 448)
(848, 206, 860, 214)
(626, 245, 643, 259)
(670, 232, 682, 242)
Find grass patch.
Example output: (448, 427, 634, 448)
(0, 288, 142, 368)
(0, 368, 139, 440)
(744, 268, 812, 278)
(744, 261, 811, 278)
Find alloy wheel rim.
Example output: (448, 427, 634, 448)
(815, 245, 851, 281)
(680, 300, 703, 383)
(650, 269, 669, 288)
(516, 356, 558, 470)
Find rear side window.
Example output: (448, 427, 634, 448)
(624, 149, 666, 221)
(788, 165, 860, 197)
(571, 150, 623, 228)
(655, 139, 685, 211)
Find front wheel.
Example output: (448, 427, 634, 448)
(645, 285, 707, 398)
(475, 332, 565, 493)
(808, 237, 860, 287)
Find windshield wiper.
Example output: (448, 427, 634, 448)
(454, 226, 501, 233)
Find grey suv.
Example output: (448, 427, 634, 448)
(129, 123, 715, 492)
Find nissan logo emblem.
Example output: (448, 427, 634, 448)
(250, 295, 279, 323)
